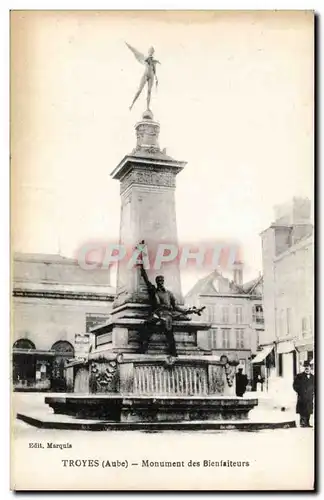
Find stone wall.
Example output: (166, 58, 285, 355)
(13, 297, 113, 350)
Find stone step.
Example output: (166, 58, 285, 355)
(16, 411, 296, 432)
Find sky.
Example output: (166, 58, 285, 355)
(11, 10, 314, 293)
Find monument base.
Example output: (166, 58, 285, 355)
(55, 353, 260, 424)
(44, 394, 258, 422)
(74, 353, 240, 396)
(64, 306, 258, 425)
(17, 410, 296, 431)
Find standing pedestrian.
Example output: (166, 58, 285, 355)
(293, 361, 314, 427)
(236, 368, 248, 397)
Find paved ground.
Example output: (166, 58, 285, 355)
(11, 393, 315, 491)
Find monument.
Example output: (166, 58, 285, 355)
(43, 45, 258, 425)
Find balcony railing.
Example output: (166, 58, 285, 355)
(253, 315, 264, 324)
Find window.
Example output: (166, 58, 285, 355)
(204, 305, 212, 323)
(221, 328, 230, 348)
(307, 351, 313, 363)
(210, 329, 218, 349)
(51, 341, 74, 356)
(252, 305, 264, 324)
(301, 317, 308, 337)
(278, 309, 285, 337)
(201, 306, 208, 321)
(86, 313, 110, 333)
(212, 278, 220, 292)
(286, 308, 292, 336)
(236, 329, 245, 348)
(222, 306, 229, 324)
(278, 353, 283, 377)
(235, 306, 243, 324)
(13, 338, 36, 350)
(208, 306, 218, 324)
(293, 351, 297, 378)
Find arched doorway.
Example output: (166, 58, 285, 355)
(51, 341, 75, 356)
(13, 339, 36, 350)
(12, 338, 37, 388)
(51, 341, 74, 392)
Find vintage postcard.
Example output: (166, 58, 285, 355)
(10, 10, 314, 491)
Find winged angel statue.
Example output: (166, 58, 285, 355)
(126, 43, 160, 111)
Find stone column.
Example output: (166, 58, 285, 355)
(111, 110, 187, 310)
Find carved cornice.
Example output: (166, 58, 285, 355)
(120, 167, 176, 194)
(13, 288, 115, 302)
(111, 156, 186, 182)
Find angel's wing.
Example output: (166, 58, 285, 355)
(125, 42, 146, 65)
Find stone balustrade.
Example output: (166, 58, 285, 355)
(133, 364, 208, 396)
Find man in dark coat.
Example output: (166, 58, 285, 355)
(293, 361, 314, 427)
(235, 368, 248, 397)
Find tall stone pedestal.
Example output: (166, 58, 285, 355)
(54, 110, 258, 423)
(90, 110, 211, 360)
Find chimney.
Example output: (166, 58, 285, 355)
(233, 260, 243, 286)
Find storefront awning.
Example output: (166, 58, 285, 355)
(12, 348, 57, 357)
(277, 341, 295, 354)
(294, 341, 314, 352)
(251, 345, 273, 364)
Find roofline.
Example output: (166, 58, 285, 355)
(12, 252, 105, 267)
(260, 222, 313, 237)
(185, 269, 263, 299)
(248, 275, 263, 294)
(273, 233, 313, 262)
(13, 252, 78, 265)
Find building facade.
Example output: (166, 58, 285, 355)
(185, 264, 264, 384)
(258, 197, 314, 399)
(12, 253, 115, 391)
